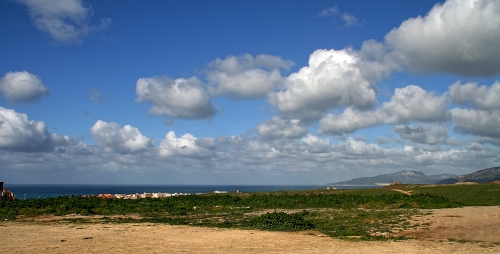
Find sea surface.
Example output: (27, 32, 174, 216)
(4, 184, 381, 200)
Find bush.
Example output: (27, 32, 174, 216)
(245, 211, 314, 231)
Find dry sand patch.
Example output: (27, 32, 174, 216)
(2, 206, 500, 253)
(396, 206, 500, 242)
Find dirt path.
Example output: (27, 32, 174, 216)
(2, 206, 499, 254)
(391, 189, 412, 195)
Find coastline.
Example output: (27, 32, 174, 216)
(5, 184, 380, 199)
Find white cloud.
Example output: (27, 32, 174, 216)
(16, 0, 111, 44)
(90, 120, 153, 154)
(0, 71, 49, 104)
(269, 48, 381, 120)
(318, 6, 340, 17)
(385, 0, 500, 76)
(319, 108, 384, 136)
(206, 54, 294, 99)
(300, 134, 332, 153)
(449, 81, 500, 110)
(318, 6, 359, 27)
(158, 131, 212, 158)
(255, 117, 309, 140)
(319, 85, 449, 136)
(382, 85, 449, 124)
(341, 13, 358, 27)
(451, 108, 500, 138)
(0, 107, 67, 152)
(2, 114, 499, 183)
(394, 124, 448, 145)
(334, 138, 388, 157)
(135, 76, 216, 120)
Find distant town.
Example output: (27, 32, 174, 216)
(92, 190, 231, 199)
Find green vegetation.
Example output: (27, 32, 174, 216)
(383, 183, 500, 206)
(245, 211, 314, 231)
(1, 183, 499, 240)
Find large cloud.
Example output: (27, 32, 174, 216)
(268, 48, 385, 120)
(136, 76, 216, 120)
(382, 85, 449, 124)
(206, 54, 294, 99)
(385, 0, 500, 76)
(319, 107, 385, 136)
(0, 107, 67, 152)
(90, 120, 153, 154)
(0, 71, 50, 104)
(449, 81, 500, 110)
(157, 131, 213, 158)
(394, 124, 448, 145)
(451, 109, 500, 138)
(16, 0, 111, 44)
(255, 117, 309, 140)
(449, 80, 500, 141)
(300, 134, 332, 154)
(319, 85, 449, 136)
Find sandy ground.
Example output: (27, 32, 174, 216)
(2, 206, 499, 254)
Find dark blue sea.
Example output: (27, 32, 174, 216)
(4, 184, 381, 200)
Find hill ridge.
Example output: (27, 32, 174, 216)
(438, 166, 500, 184)
(329, 170, 455, 186)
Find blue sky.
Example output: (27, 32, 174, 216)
(1, 0, 499, 185)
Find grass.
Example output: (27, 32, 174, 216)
(1, 183, 498, 240)
(384, 183, 500, 206)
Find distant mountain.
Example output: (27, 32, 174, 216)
(429, 173, 457, 180)
(329, 171, 455, 186)
(438, 166, 500, 184)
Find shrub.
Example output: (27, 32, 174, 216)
(245, 211, 314, 231)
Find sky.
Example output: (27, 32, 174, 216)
(1, 0, 500, 185)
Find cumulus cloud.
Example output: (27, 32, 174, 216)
(382, 85, 449, 124)
(319, 85, 449, 136)
(300, 134, 332, 153)
(16, 0, 111, 44)
(255, 117, 309, 140)
(394, 124, 448, 145)
(206, 54, 294, 99)
(449, 81, 500, 110)
(136, 76, 216, 120)
(334, 138, 388, 157)
(0, 71, 49, 104)
(157, 131, 212, 158)
(448, 80, 500, 142)
(271, 0, 500, 124)
(0, 107, 67, 152)
(90, 120, 153, 154)
(451, 108, 500, 138)
(269, 48, 386, 120)
(385, 0, 500, 76)
(319, 108, 384, 136)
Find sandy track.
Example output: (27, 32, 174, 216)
(2, 206, 499, 254)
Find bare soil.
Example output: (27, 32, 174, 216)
(2, 206, 499, 253)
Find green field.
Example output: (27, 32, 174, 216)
(1, 183, 499, 240)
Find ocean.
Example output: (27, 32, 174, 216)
(4, 184, 381, 200)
